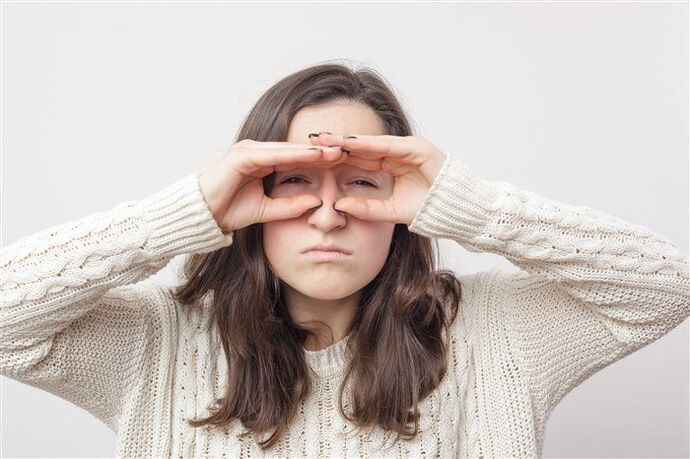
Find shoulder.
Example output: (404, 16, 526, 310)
(101, 278, 168, 309)
(448, 268, 540, 347)
(98, 278, 178, 328)
(455, 268, 544, 312)
(442, 269, 500, 362)
(451, 268, 506, 325)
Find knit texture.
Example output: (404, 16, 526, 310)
(1, 154, 688, 458)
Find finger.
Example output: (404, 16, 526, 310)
(306, 134, 353, 161)
(242, 146, 342, 172)
(307, 132, 348, 152)
(244, 140, 344, 163)
(314, 133, 413, 162)
(254, 140, 339, 154)
(307, 132, 334, 144)
(271, 148, 347, 172)
(259, 194, 322, 223)
(250, 140, 324, 150)
(338, 154, 381, 171)
(333, 197, 402, 224)
(274, 151, 379, 173)
(304, 136, 383, 171)
(306, 133, 359, 159)
(307, 133, 326, 145)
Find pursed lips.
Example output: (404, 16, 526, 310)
(301, 244, 353, 255)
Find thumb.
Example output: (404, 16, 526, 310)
(260, 194, 323, 222)
(334, 197, 399, 223)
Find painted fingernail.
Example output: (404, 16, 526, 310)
(308, 133, 320, 138)
(344, 135, 358, 139)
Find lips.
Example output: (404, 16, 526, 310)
(301, 243, 353, 255)
(302, 250, 352, 262)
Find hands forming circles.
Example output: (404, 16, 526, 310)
(198, 134, 448, 233)
(307, 132, 448, 225)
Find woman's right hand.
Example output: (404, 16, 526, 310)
(198, 139, 346, 233)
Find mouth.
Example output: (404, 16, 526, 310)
(302, 249, 352, 262)
(301, 243, 353, 255)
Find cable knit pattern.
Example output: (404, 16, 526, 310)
(408, 153, 690, 456)
(1, 156, 688, 458)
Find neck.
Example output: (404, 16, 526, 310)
(284, 285, 361, 351)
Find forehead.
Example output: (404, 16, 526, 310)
(283, 101, 392, 181)
(286, 101, 387, 143)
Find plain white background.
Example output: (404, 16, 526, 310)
(1, 2, 688, 457)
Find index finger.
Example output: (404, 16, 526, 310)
(310, 133, 410, 161)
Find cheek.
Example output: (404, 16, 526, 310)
(356, 222, 395, 263)
(262, 221, 295, 265)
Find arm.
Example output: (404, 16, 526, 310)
(0, 173, 234, 431)
(408, 154, 690, 417)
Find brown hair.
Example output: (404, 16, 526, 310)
(169, 60, 463, 451)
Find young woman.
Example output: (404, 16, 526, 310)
(1, 63, 688, 458)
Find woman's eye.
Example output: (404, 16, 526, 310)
(280, 177, 306, 185)
(279, 177, 376, 187)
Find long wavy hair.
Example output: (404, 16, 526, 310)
(169, 60, 463, 451)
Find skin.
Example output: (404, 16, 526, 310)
(262, 101, 396, 351)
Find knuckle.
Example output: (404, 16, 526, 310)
(256, 201, 268, 223)
(237, 139, 255, 148)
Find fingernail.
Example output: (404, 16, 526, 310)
(308, 133, 320, 138)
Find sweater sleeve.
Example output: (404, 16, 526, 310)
(408, 154, 690, 419)
(0, 173, 234, 431)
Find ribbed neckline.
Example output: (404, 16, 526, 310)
(302, 330, 353, 378)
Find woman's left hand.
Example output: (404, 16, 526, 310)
(308, 133, 448, 225)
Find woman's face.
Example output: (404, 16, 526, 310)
(262, 101, 396, 300)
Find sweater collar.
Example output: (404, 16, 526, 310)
(303, 330, 353, 379)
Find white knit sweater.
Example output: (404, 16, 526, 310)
(1, 154, 688, 458)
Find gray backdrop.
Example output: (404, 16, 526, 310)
(2, 2, 688, 458)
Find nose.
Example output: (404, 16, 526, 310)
(306, 173, 347, 231)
